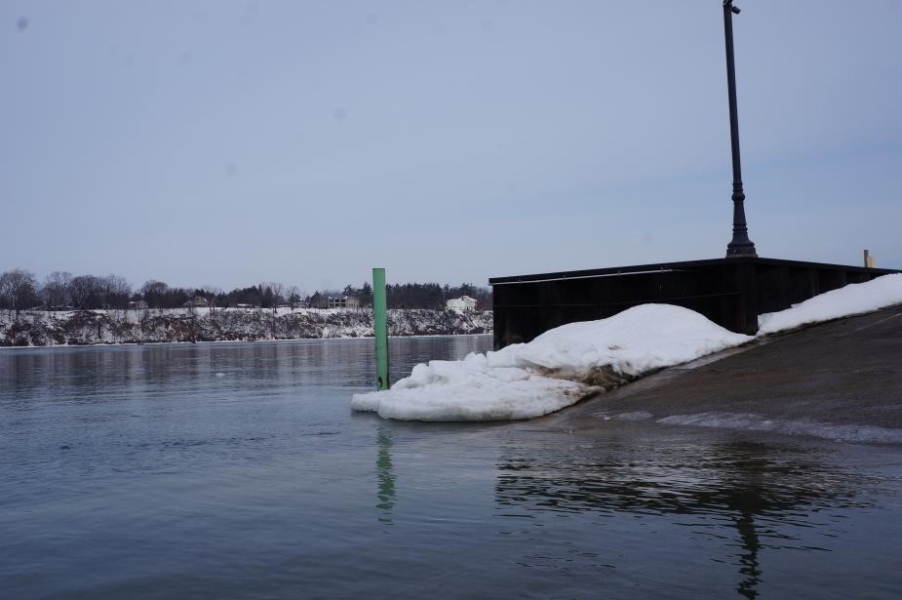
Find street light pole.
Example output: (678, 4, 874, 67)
(723, 0, 757, 257)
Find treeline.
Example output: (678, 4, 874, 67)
(0, 269, 492, 315)
(326, 282, 492, 311)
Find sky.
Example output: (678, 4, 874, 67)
(2, 0, 900, 294)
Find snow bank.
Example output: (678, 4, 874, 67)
(351, 353, 593, 421)
(758, 273, 902, 335)
(514, 304, 751, 379)
(351, 305, 751, 421)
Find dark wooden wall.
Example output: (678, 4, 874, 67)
(490, 258, 899, 349)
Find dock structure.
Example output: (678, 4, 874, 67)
(489, 257, 900, 349)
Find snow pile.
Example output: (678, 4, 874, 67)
(351, 353, 593, 422)
(758, 273, 902, 335)
(351, 305, 751, 421)
(353, 274, 902, 423)
(512, 304, 751, 379)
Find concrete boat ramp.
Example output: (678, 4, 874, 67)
(557, 305, 902, 444)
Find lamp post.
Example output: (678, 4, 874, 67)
(723, 0, 757, 257)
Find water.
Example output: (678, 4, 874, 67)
(2, 337, 902, 599)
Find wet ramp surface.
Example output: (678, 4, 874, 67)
(561, 306, 902, 443)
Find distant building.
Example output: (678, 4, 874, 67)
(129, 300, 148, 310)
(183, 296, 210, 308)
(328, 296, 359, 310)
(446, 296, 477, 312)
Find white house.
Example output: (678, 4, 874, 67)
(328, 296, 360, 310)
(446, 296, 477, 312)
(183, 296, 210, 308)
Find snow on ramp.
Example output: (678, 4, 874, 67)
(758, 273, 902, 335)
(351, 304, 751, 422)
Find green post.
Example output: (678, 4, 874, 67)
(373, 268, 389, 390)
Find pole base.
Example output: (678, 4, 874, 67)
(726, 242, 757, 258)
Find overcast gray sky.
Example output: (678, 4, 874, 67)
(3, 1, 900, 293)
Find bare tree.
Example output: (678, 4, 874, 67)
(42, 271, 72, 310)
(287, 285, 301, 310)
(269, 282, 285, 309)
(260, 282, 284, 338)
(202, 285, 221, 314)
(140, 280, 169, 310)
(102, 274, 132, 310)
(69, 275, 101, 310)
(0, 269, 40, 318)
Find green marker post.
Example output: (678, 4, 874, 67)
(373, 268, 389, 390)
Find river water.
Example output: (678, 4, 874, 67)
(2, 337, 901, 599)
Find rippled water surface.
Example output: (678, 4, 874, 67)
(2, 337, 902, 599)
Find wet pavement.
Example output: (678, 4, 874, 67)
(559, 305, 902, 437)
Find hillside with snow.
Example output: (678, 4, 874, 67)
(0, 308, 492, 347)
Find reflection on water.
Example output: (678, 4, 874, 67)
(377, 426, 396, 519)
(3, 336, 902, 599)
(0, 339, 377, 398)
(495, 430, 896, 599)
(735, 511, 761, 599)
(497, 438, 872, 517)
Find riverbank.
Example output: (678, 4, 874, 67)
(352, 274, 902, 428)
(0, 308, 492, 347)
(556, 304, 902, 443)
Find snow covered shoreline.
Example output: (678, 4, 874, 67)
(353, 274, 902, 422)
(0, 308, 492, 347)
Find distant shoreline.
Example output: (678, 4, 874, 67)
(0, 332, 494, 352)
(0, 308, 493, 348)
